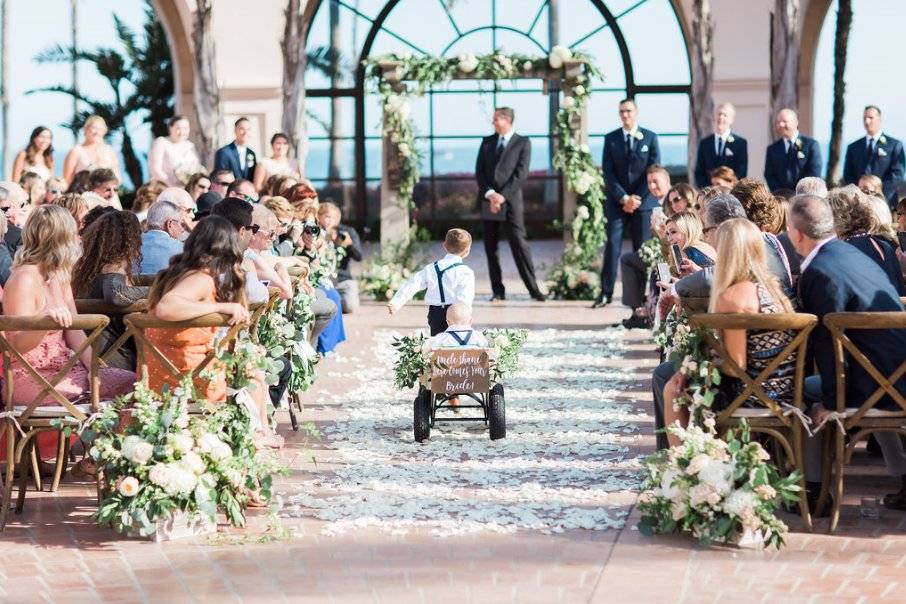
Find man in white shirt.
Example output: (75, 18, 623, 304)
(214, 117, 258, 181)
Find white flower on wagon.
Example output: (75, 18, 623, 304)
(457, 52, 478, 73)
(118, 476, 139, 497)
(548, 45, 572, 69)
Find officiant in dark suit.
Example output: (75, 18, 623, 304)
(842, 105, 905, 207)
(763, 108, 821, 192)
(595, 98, 659, 308)
(475, 107, 545, 302)
(214, 117, 257, 181)
(693, 102, 748, 188)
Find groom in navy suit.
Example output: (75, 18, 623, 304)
(214, 117, 257, 181)
(693, 102, 748, 187)
(594, 98, 659, 307)
(842, 105, 905, 207)
(763, 108, 822, 192)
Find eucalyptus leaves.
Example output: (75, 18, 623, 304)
(364, 48, 607, 300)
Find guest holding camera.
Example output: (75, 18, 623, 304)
(317, 202, 362, 314)
(296, 213, 346, 354)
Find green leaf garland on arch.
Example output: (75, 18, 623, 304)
(363, 46, 607, 300)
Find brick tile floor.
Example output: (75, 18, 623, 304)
(1, 241, 905, 602)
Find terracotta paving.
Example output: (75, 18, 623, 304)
(2, 240, 906, 603)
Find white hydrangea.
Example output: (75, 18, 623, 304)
(398, 143, 412, 158)
(575, 206, 589, 220)
(179, 451, 206, 476)
(722, 488, 758, 516)
(169, 433, 194, 456)
(659, 469, 679, 499)
(688, 483, 714, 506)
(572, 171, 596, 195)
(197, 433, 232, 461)
(548, 45, 572, 69)
(457, 52, 478, 73)
(121, 435, 154, 466)
(685, 453, 711, 476)
(698, 460, 734, 495)
(148, 462, 198, 497)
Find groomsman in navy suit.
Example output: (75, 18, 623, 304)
(214, 117, 257, 181)
(842, 105, 905, 207)
(693, 102, 748, 187)
(594, 98, 659, 308)
(763, 108, 822, 192)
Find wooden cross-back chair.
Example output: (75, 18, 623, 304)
(0, 315, 109, 530)
(690, 312, 818, 532)
(823, 312, 906, 532)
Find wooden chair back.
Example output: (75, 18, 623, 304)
(689, 313, 817, 424)
(0, 315, 109, 423)
(823, 312, 906, 422)
(248, 290, 284, 342)
(124, 312, 245, 386)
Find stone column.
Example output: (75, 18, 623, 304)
(378, 61, 411, 249)
(561, 59, 589, 243)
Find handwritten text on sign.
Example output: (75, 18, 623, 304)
(430, 349, 490, 394)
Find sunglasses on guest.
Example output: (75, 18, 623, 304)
(243, 224, 260, 234)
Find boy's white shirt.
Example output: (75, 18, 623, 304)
(389, 253, 475, 310)
(427, 324, 489, 350)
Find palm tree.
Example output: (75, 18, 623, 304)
(825, 0, 853, 185)
(688, 0, 715, 183)
(29, 0, 173, 187)
(192, 0, 225, 168)
(770, 0, 801, 132)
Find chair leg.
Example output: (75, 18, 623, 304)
(29, 444, 42, 492)
(15, 439, 34, 515)
(792, 428, 813, 532)
(51, 433, 70, 492)
(830, 428, 845, 533)
(0, 425, 14, 531)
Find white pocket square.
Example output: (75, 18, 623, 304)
(797, 151, 806, 159)
(724, 148, 734, 157)
(640, 145, 649, 153)
(878, 148, 888, 157)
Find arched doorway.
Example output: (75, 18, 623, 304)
(149, 0, 196, 127)
(303, 0, 691, 232)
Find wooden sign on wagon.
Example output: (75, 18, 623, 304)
(430, 349, 490, 394)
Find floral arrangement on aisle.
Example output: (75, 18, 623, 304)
(358, 228, 427, 301)
(256, 287, 320, 394)
(638, 421, 801, 549)
(364, 46, 606, 300)
(391, 328, 528, 389)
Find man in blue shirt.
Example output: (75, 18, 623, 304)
(139, 200, 185, 274)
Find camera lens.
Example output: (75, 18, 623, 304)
(304, 224, 321, 236)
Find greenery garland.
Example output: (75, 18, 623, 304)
(363, 46, 607, 300)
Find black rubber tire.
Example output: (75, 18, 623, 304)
(488, 383, 506, 440)
(414, 387, 432, 442)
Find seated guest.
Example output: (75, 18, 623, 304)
(130, 179, 167, 222)
(66, 170, 92, 194)
(146, 216, 282, 448)
(663, 183, 698, 216)
(296, 218, 346, 354)
(80, 205, 116, 234)
(709, 166, 738, 189)
(663, 218, 796, 447)
(250, 204, 295, 288)
(184, 172, 212, 202)
(831, 186, 905, 295)
(20, 172, 46, 208)
(194, 190, 222, 220)
(427, 303, 489, 349)
(89, 168, 122, 209)
(209, 169, 235, 197)
(867, 194, 899, 246)
(795, 176, 828, 198)
(52, 193, 89, 231)
(896, 198, 906, 233)
(140, 201, 185, 274)
(731, 178, 795, 282)
(286, 180, 319, 213)
(44, 177, 67, 205)
(318, 202, 362, 314)
(0, 210, 12, 286)
(788, 194, 906, 511)
(157, 187, 198, 232)
(226, 179, 258, 203)
(3, 205, 135, 406)
(666, 210, 716, 273)
(72, 211, 148, 370)
(859, 173, 885, 199)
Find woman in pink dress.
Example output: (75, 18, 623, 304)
(148, 115, 202, 186)
(3, 205, 135, 407)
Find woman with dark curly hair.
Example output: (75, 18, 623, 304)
(73, 210, 148, 369)
(730, 178, 785, 234)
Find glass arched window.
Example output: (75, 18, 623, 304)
(304, 0, 690, 232)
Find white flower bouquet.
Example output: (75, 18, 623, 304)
(83, 374, 284, 537)
(392, 328, 527, 390)
(256, 287, 320, 394)
(638, 421, 801, 549)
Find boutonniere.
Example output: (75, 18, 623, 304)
(640, 144, 649, 153)
(246, 152, 255, 164)
(724, 148, 734, 157)
(880, 135, 887, 145)
(795, 138, 803, 150)
(797, 151, 806, 159)
(726, 135, 735, 144)
(633, 131, 644, 141)
(878, 148, 888, 157)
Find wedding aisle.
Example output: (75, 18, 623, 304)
(281, 326, 651, 536)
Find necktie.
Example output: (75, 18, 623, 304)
(866, 138, 875, 174)
(717, 137, 725, 158)
(625, 133, 632, 157)
(495, 137, 505, 161)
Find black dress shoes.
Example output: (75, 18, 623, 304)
(531, 292, 547, 302)
(621, 314, 649, 329)
(591, 295, 612, 309)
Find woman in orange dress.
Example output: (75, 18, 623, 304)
(144, 216, 282, 447)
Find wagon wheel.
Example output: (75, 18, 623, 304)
(414, 386, 432, 442)
(488, 383, 506, 440)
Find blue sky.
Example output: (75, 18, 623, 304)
(2, 0, 902, 183)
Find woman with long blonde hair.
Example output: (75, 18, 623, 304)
(664, 210, 716, 275)
(662, 219, 795, 446)
(3, 205, 135, 406)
